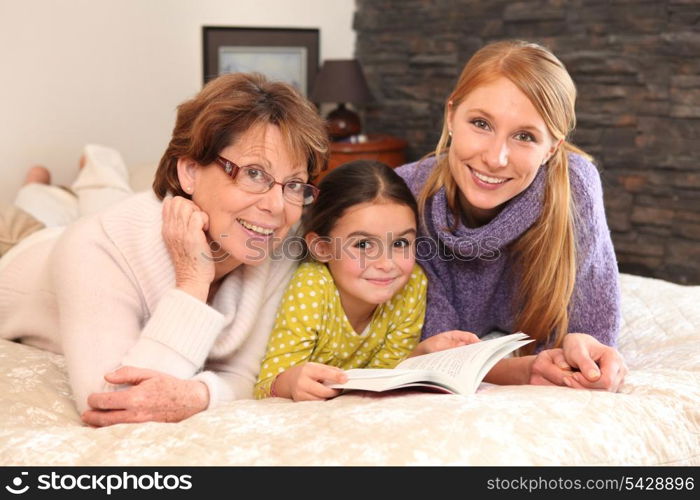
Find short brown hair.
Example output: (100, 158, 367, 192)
(153, 73, 329, 199)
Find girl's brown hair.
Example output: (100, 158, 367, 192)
(153, 73, 329, 199)
(417, 40, 590, 353)
(303, 160, 418, 258)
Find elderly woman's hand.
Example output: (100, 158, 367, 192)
(81, 366, 209, 427)
(561, 333, 627, 392)
(162, 196, 215, 302)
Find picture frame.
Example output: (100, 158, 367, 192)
(203, 27, 320, 97)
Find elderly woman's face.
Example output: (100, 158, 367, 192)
(191, 123, 306, 267)
(447, 76, 559, 225)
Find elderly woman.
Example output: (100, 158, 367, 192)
(397, 40, 627, 391)
(0, 73, 328, 425)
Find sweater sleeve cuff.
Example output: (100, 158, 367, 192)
(192, 370, 235, 409)
(254, 376, 275, 400)
(141, 288, 225, 368)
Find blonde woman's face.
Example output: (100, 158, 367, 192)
(447, 77, 560, 224)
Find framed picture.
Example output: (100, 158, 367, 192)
(203, 27, 320, 97)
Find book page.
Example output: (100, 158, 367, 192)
(333, 369, 459, 393)
(397, 348, 471, 378)
(331, 333, 532, 395)
(396, 333, 532, 389)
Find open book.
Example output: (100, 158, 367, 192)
(330, 333, 532, 395)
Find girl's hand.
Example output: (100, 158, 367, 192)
(273, 362, 347, 401)
(81, 366, 209, 427)
(162, 196, 215, 301)
(409, 330, 480, 358)
(561, 333, 627, 392)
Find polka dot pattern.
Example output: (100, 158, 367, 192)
(254, 261, 428, 398)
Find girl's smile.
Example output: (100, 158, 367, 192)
(308, 200, 417, 332)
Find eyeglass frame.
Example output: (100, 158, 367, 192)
(214, 155, 320, 206)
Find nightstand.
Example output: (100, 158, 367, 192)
(316, 134, 408, 183)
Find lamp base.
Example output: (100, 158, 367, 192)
(326, 103, 361, 141)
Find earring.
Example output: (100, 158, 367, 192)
(186, 186, 193, 194)
(448, 130, 453, 137)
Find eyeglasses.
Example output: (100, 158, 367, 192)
(214, 155, 319, 206)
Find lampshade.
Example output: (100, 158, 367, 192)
(311, 59, 373, 104)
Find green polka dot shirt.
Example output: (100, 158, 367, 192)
(254, 261, 427, 398)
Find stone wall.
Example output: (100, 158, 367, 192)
(355, 0, 700, 284)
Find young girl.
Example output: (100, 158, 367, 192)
(255, 160, 477, 401)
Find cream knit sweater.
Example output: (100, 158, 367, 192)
(0, 191, 297, 412)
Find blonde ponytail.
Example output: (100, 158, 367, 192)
(511, 142, 590, 353)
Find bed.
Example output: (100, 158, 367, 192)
(1, 271, 698, 466)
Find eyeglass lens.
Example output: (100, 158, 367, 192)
(237, 166, 315, 206)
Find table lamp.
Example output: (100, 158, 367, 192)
(311, 59, 373, 141)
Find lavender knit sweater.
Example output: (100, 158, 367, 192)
(396, 154, 621, 348)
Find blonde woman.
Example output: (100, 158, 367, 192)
(396, 40, 627, 391)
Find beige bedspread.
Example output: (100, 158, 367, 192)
(1, 273, 698, 465)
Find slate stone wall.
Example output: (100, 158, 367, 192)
(355, 0, 700, 284)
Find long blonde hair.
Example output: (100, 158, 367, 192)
(417, 40, 590, 353)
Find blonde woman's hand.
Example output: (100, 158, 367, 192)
(529, 348, 577, 386)
(273, 362, 347, 401)
(561, 333, 627, 392)
(409, 330, 480, 358)
(81, 366, 209, 427)
(162, 196, 215, 302)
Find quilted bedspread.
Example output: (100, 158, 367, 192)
(1, 273, 698, 466)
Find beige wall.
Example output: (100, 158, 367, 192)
(0, 0, 355, 203)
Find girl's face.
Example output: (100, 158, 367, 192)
(181, 123, 306, 275)
(447, 76, 560, 224)
(310, 201, 417, 316)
